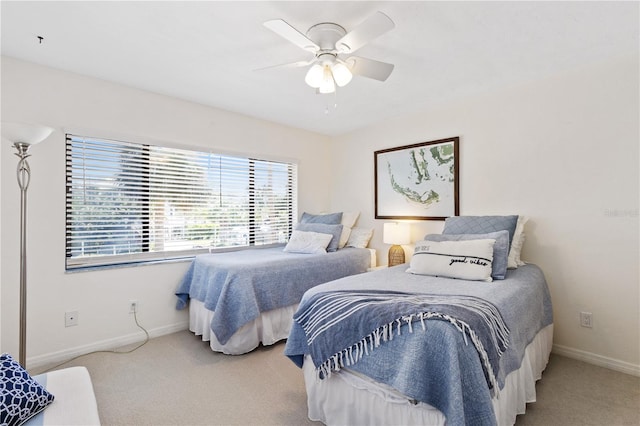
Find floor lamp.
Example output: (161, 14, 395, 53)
(2, 122, 54, 367)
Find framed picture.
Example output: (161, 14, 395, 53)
(375, 137, 459, 220)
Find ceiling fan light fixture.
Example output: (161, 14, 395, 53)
(263, 11, 395, 95)
(331, 62, 353, 87)
(318, 66, 336, 94)
(304, 64, 324, 88)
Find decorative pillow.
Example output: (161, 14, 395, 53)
(0, 353, 55, 426)
(300, 212, 343, 225)
(425, 230, 509, 280)
(338, 227, 352, 249)
(341, 211, 360, 228)
(443, 215, 519, 247)
(510, 233, 527, 268)
(284, 230, 333, 254)
(295, 223, 343, 252)
(345, 227, 373, 248)
(507, 216, 528, 268)
(407, 239, 495, 282)
(338, 211, 360, 248)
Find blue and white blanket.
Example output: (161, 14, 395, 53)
(175, 247, 371, 344)
(294, 290, 509, 392)
(285, 263, 553, 426)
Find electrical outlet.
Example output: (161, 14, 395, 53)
(65, 311, 79, 327)
(580, 311, 593, 328)
(129, 300, 138, 314)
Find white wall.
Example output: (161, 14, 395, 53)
(2, 54, 638, 376)
(329, 55, 640, 375)
(0, 57, 332, 367)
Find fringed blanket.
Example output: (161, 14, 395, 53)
(294, 290, 510, 393)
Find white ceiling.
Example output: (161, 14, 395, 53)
(1, 1, 638, 136)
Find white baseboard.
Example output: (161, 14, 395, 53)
(27, 321, 189, 371)
(552, 343, 640, 377)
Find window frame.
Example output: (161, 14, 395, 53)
(65, 133, 298, 271)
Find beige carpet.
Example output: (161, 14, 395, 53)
(36, 330, 640, 425)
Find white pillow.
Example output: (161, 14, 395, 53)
(345, 227, 373, 248)
(407, 239, 495, 282)
(338, 211, 360, 248)
(283, 230, 332, 254)
(338, 227, 352, 249)
(515, 233, 526, 266)
(341, 211, 360, 228)
(507, 216, 528, 268)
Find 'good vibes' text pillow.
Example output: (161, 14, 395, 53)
(407, 239, 495, 282)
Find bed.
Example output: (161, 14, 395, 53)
(175, 245, 375, 354)
(284, 216, 553, 426)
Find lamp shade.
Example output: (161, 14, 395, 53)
(318, 66, 336, 94)
(331, 62, 353, 87)
(304, 64, 324, 88)
(383, 222, 411, 245)
(2, 122, 53, 145)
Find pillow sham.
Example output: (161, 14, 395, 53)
(295, 223, 343, 252)
(443, 215, 518, 247)
(300, 212, 343, 225)
(338, 211, 360, 248)
(425, 230, 509, 280)
(407, 239, 495, 282)
(0, 353, 55, 426)
(338, 227, 352, 249)
(341, 211, 360, 228)
(283, 230, 333, 254)
(507, 216, 528, 268)
(345, 227, 373, 248)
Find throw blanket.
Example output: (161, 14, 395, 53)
(285, 264, 554, 426)
(175, 247, 371, 344)
(294, 290, 509, 393)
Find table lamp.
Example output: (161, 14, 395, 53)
(383, 222, 410, 267)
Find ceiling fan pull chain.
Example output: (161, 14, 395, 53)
(323, 88, 339, 115)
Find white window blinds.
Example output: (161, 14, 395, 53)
(65, 134, 298, 270)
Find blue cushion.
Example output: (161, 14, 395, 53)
(0, 353, 55, 426)
(295, 223, 343, 252)
(300, 212, 343, 225)
(425, 230, 510, 280)
(443, 215, 518, 247)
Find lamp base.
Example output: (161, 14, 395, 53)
(388, 244, 406, 267)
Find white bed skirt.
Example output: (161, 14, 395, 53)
(302, 324, 554, 426)
(190, 299, 298, 354)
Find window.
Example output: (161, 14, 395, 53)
(65, 134, 297, 270)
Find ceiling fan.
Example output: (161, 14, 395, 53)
(263, 11, 395, 94)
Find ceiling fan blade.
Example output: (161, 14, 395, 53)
(336, 11, 395, 54)
(264, 19, 319, 53)
(254, 59, 316, 72)
(346, 56, 394, 81)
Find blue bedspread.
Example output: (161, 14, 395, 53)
(175, 247, 371, 344)
(284, 264, 553, 426)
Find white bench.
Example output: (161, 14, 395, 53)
(26, 366, 100, 425)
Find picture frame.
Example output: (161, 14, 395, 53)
(375, 137, 459, 220)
